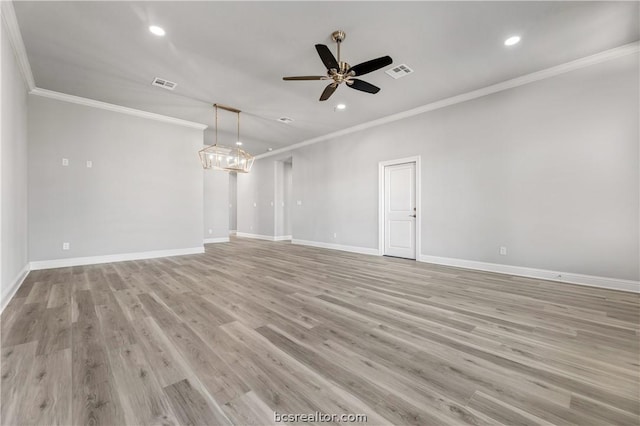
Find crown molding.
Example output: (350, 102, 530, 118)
(1, 0, 35, 90)
(30, 88, 208, 130)
(3, 2, 207, 130)
(257, 41, 640, 160)
(3, 1, 636, 143)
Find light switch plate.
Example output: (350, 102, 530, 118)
(86, 160, 93, 168)
(62, 158, 69, 166)
(296, 200, 302, 206)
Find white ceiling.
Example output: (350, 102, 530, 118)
(14, 1, 639, 154)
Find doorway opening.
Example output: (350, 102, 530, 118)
(378, 156, 421, 260)
(274, 157, 293, 241)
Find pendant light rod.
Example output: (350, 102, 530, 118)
(213, 103, 241, 114)
(214, 104, 218, 145)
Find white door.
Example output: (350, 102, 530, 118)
(384, 162, 416, 259)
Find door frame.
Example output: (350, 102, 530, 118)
(378, 156, 422, 258)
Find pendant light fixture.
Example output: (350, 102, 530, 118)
(199, 104, 254, 173)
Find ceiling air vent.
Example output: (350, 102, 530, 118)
(385, 64, 414, 79)
(151, 77, 177, 90)
(277, 117, 294, 124)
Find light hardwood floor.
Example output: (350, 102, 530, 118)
(1, 237, 638, 425)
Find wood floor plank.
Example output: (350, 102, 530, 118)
(47, 283, 71, 309)
(36, 306, 71, 356)
(467, 390, 555, 426)
(164, 378, 231, 426)
(3, 302, 46, 346)
(1, 237, 637, 425)
(107, 343, 178, 425)
(71, 290, 127, 425)
(223, 391, 277, 426)
(16, 348, 72, 426)
(1, 342, 38, 425)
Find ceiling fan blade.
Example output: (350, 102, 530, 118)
(348, 56, 393, 76)
(347, 79, 380, 94)
(315, 44, 339, 70)
(319, 83, 338, 101)
(283, 76, 327, 80)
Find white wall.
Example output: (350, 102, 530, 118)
(28, 95, 205, 262)
(274, 161, 285, 237)
(284, 161, 292, 237)
(229, 172, 237, 231)
(1, 14, 29, 308)
(243, 53, 639, 282)
(204, 169, 229, 240)
(274, 159, 293, 238)
(237, 159, 275, 237)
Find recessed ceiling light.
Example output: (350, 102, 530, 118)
(336, 103, 347, 110)
(149, 25, 166, 36)
(504, 36, 521, 46)
(277, 117, 294, 124)
(267, 148, 273, 152)
(236, 141, 243, 146)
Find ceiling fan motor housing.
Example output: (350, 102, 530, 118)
(331, 30, 346, 43)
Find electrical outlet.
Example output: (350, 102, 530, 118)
(499, 246, 507, 255)
(62, 242, 70, 250)
(333, 233, 337, 239)
(250, 225, 253, 230)
(297, 200, 302, 206)
(208, 229, 213, 235)
(270, 201, 274, 207)
(62, 158, 69, 166)
(86, 160, 93, 168)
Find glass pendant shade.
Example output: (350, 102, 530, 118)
(199, 144, 254, 173)
(199, 104, 254, 173)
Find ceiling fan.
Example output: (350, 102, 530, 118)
(283, 30, 393, 101)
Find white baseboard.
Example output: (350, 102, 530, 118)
(1, 263, 30, 313)
(235, 233, 292, 242)
(236, 232, 277, 241)
(30, 247, 205, 270)
(204, 237, 230, 244)
(292, 239, 380, 256)
(419, 254, 640, 293)
(229, 230, 237, 235)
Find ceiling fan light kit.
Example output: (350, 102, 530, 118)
(283, 30, 393, 101)
(199, 104, 255, 173)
